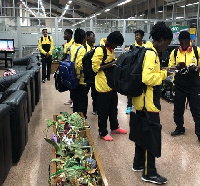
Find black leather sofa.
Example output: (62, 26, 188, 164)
(0, 54, 41, 184)
(0, 104, 12, 186)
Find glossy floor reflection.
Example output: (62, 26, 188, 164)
(2, 74, 200, 186)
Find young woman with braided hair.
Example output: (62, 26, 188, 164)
(131, 22, 173, 185)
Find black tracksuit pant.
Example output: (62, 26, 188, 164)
(174, 87, 200, 137)
(97, 90, 119, 137)
(133, 112, 160, 176)
(71, 84, 90, 118)
(87, 83, 98, 112)
(127, 96, 132, 107)
(41, 55, 52, 80)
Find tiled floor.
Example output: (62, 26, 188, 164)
(2, 73, 200, 186)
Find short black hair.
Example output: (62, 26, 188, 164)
(135, 30, 145, 36)
(86, 31, 94, 37)
(107, 31, 124, 46)
(42, 29, 47, 32)
(178, 31, 190, 40)
(74, 28, 86, 44)
(64, 29, 73, 35)
(150, 22, 173, 41)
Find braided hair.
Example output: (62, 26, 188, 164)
(150, 22, 173, 41)
(74, 28, 86, 44)
(107, 31, 124, 46)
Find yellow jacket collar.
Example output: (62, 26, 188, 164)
(145, 41, 158, 55)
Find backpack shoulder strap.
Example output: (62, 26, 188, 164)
(100, 45, 107, 62)
(174, 47, 179, 62)
(193, 46, 199, 65)
(48, 36, 51, 41)
(73, 46, 82, 63)
(41, 36, 43, 42)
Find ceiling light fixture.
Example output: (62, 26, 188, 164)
(117, 0, 132, 6)
(105, 9, 110, 12)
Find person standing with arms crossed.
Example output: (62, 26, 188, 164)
(38, 29, 54, 83)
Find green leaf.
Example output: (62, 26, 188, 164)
(44, 138, 59, 151)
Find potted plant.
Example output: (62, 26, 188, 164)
(51, 46, 63, 74)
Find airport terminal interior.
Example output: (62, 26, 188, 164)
(0, 0, 200, 185)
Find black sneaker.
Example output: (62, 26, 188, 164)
(171, 128, 185, 136)
(142, 174, 167, 184)
(47, 77, 50, 81)
(42, 80, 45, 83)
(132, 166, 144, 172)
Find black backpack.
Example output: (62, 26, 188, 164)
(82, 45, 107, 84)
(114, 46, 154, 97)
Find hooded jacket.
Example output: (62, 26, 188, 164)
(132, 41, 167, 112)
(92, 38, 115, 92)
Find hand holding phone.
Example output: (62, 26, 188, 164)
(176, 62, 186, 70)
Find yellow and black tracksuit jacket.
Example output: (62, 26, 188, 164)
(92, 38, 115, 92)
(38, 35, 54, 56)
(70, 43, 87, 85)
(64, 38, 74, 54)
(134, 41, 145, 47)
(132, 41, 167, 112)
(168, 46, 200, 94)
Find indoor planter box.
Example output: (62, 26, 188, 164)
(48, 113, 108, 186)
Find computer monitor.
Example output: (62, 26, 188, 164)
(0, 39, 15, 53)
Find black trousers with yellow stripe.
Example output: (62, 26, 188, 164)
(133, 112, 160, 176)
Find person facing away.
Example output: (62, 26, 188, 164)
(131, 22, 173, 185)
(63, 29, 74, 107)
(168, 31, 200, 141)
(126, 29, 145, 114)
(38, 29, 54, 83)
(70, 28, 89, 118)
(85, 31, 98, 115)
(92, 31, 127, 141)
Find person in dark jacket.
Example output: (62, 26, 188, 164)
(38, 29, 54, 83)
(168, 31, 200, 141)
(131, 22, 173, 185)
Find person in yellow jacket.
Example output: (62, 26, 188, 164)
(168, 31, 200, 141)
(63, 29, 74, 60)
(85, 31, 98, 115)
(126, 30, 145, 114)
(38, 29, 54, 83)
(92, 31, 127, 141)
(70, 28, 89, 118)
(132, 22, 173, 184)
(63, 29, 74, 107)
